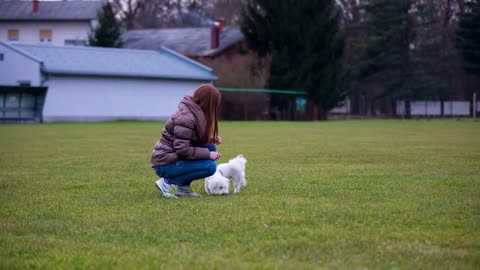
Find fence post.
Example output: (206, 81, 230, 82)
(347, 97, 351, 119)
(474, 93, 477, 120)
(425, 101, 428, 118)
(312, 105, 318, 121)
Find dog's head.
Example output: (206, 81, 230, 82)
(205, 174, 229, 195)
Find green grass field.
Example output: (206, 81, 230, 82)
(0, 120, 479, 269)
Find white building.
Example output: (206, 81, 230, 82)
(0, 0, 102, 46)
(0, 41, 217, 123)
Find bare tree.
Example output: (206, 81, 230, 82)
(110, 0, 145, 30)
(457, 0, 465, 12)
(134, 0, 185, 28)
(203, 0, 247, 24)
(337, 0, 362, 24)
(110, 0, 248, 29)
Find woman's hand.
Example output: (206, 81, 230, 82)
(214, 136, 222, 145)
(210, 151, 221, 161)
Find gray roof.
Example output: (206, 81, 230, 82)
(2, 42, 217, 81)
(121, 26, 245, 57)
(0, 0, 102, 21)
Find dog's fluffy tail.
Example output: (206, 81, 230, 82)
(229, 155, 246, 172)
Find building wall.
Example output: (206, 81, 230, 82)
(195, 49, 266, 89)
(42, 76, 207, 122)
(0, 21, 92, 46)
(0, 43, 41, 86)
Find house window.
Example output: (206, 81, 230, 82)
(0, 53, 4, 61)
(17, 81, 31, 87)
(8, 29, 19, 41)
(39, 30, 52, 43)
(64, 39, 87, 46)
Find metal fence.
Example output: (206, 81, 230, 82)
(218, 88, 479, 120)
(219, 87, 313, 120)
(396, 100, 478, 117)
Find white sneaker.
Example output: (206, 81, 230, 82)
(155, 178, 178, 199)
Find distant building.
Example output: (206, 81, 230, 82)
(121, 23, 247, 60)
(0, 41, 217, 123)
(0, 0, 102, 46)
(121, 23, 265, 90)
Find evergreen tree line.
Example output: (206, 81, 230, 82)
(343, 0, 480, 117)
(91, 0, 480, 119)
(242, 0, 480, 118)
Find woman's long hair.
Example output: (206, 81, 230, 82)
(192, 84, 221, 144)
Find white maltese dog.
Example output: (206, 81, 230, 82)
(205, 154, 247, 195)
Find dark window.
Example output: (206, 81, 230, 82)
(64, 39, 87, 46)
(8, 29, 19, 41)
(17, 81, 31, 87)
(0, 87, 47, 123)
(39, 30, 52, 43)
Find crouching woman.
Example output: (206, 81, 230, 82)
(151, 84, 222, 199)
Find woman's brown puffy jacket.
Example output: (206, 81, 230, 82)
(151, 96, 211, 167)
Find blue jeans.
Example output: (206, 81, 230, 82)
(153, 144, 217, 186)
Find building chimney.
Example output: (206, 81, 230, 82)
(210, 23, 220, 49)
(32, 0, 39, 13)
(217, 19, 224, 33)
(210, 20, 224, 50)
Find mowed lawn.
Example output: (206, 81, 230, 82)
(0, 120, 479, 269)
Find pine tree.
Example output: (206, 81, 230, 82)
(357, 0, 450, 116)
(456, 0, 480, 77)
(241, 0, 349, 120)
(358, 0, 412, 97)
(88, 3, 123, 48)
